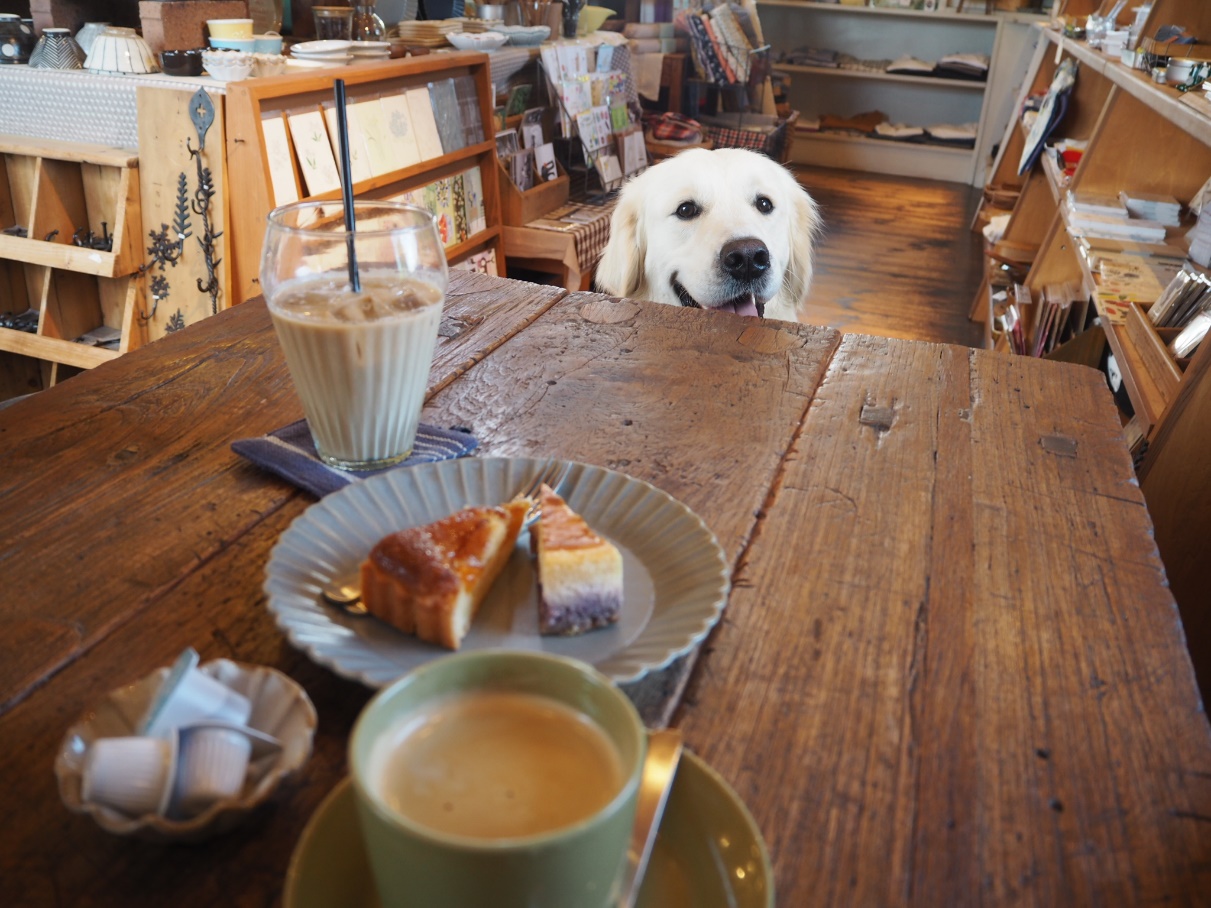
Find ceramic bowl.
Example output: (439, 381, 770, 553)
(577, 5, 613, 35)
(210, 36, 256, 52)
(160, 48, 203, 77)
(202, 49, 253, 81)
(84, 26, 159, 74)
(493, 24, 550, 46)
(207, 18, 254, 39)
(448, 31, 509, 51)
(253, 32, 283, 54)
(29, 28, 85, 69)
(290, 39, 353, 57)
(55, 658, 316, 842)
(0, 13, 33, 64)
(252, 52, 288, 77)
(74, 21, 110, 56)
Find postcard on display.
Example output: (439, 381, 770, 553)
(428, 78, 466, 156)
(405, 86, 446, 162)
(559, 78, 593, 120)
(260, 114, 300, 205)
(451, 172, 469, 244)
(285, 108, 341, 197)
(320, 101, 373, 184)
(379, 91, 423, 169)
(347, 97, 395, 177)
(594, 152, 623, 188)
(520, 107, 545, 150)
(556, 43, 589, 81)
(452, 75, 485, 146)
(618, 128, 647, 176)
(495, 128, 520, 159)
(576, 106, 614, 152)
(596, 44, 614, 71)
(464, 166, 487, 234)
(535, 142, 558, 182)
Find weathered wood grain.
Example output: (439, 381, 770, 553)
(677, 335, 1211, 903)
(0, 271, 566, 710)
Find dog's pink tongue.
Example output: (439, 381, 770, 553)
(722, 294, 760, 318)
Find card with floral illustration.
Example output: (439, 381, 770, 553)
(286, 108, 340, 197)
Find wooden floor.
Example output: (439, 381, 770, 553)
(791, 165, 986, 348)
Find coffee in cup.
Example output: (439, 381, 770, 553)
(350, 650, 645, 908)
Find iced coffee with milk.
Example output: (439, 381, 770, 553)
(261, 202, 448, 471)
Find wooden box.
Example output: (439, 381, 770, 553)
(498, 160, 569, 227)
(140, 0, 249, 55)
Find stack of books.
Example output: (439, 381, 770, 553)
(1120, 191, 1182, 226)
(1064, 190, 1169, 244)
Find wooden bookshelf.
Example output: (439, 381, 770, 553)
(224, 53, 506, 305)
(975, 0, 1211, 700)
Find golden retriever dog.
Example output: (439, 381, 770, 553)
(596, 148, 820, 321)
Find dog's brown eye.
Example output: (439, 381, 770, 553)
(755, 196, 774, 214)
(675, 201, 700, 220)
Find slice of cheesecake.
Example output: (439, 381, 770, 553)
(532, 484, 623, 636)
(360, 498, 529, 650)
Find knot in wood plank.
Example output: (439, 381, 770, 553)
(1040, 434, 1078, 457)
(859, 404, 896, 433)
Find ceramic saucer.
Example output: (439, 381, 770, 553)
(284, 748, 773, 907)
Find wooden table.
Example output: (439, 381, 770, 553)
(3, 271, 1210, 905)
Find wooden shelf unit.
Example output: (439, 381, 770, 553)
(975, 0, 1211, 688)
(0, 135, 145, 393)
(224, 53, 506, 305)
(758, 0, 1043, 185)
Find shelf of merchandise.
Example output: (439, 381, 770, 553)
(0, 135, 144, 392)
(758, 0, 1046, 184)
(224, 53, 505, 304)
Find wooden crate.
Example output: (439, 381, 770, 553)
(497, 159, 569, 227)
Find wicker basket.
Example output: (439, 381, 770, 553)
(699, 111, 799, 164)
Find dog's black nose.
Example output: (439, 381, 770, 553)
(720, 238, 771, 283)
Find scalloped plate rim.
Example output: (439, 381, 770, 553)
(264, 457, 730, 687)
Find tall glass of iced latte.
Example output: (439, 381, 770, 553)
(260, 201, 447, 471)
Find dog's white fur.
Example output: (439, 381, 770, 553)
(596, 148, 820, 322)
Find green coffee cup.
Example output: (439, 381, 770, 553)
(349, 649, 645, 908)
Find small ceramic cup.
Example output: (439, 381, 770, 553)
(160, 48, 203, 77)
(349, 650, 645, 908)
(207, 18, 254, 39)
(253, 32, 283, 54)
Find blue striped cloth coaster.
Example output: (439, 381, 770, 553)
(232, 419, 478, 498)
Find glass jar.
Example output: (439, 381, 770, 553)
(353, 3, 386, 41)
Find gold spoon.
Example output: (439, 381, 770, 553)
(619, 728, 683, 907)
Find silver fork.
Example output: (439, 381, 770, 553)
(321, 460, 572, 616)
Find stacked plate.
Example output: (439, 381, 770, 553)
(289, 39, 351, 66)
(391, 17, 495, 48)
(348, 40, 390, 62)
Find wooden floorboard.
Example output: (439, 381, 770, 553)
(792, 165, 986, 348)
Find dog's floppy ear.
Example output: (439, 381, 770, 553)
(595, 176, 646, 298)
(781, 179, 822, 319)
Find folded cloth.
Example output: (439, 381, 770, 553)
(232, 419, 478, 498)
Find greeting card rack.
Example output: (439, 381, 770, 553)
(224, 52, 506, 304)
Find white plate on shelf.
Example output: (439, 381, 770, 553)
(263, 457, 729, 687)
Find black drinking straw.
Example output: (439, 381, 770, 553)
(333, 78, 361, 292)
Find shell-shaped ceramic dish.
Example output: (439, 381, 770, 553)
(84, 26, 159, 74)
(264, 457, 730, 687)
(447, 30, 509, 51)
(55, 658, 317, 842)
(202, 48, 253, 81)
(252, 52, 288, 77)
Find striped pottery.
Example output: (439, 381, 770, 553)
(29, 29, 86, 70)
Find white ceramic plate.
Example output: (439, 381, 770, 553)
(447, 31, 509, 51)
(290, 39, 352, 54)
(264, 457, 729, 686)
